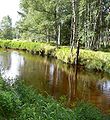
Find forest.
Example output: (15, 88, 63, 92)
(0, 0, 110, 50)
(0, 0, 110, 120)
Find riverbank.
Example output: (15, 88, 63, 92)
(0, 40, 110, 73)
(0, 77, 108, 119)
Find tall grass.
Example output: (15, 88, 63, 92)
(1, 39, 110, 73)
(0, 40, 56, 56)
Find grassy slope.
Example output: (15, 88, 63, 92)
(0, 40, 110, 73)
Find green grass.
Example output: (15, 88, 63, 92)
(0, 77, 108, 120)
(1, 39, 110, 73)
(79, 49, 110, 72)
(54, 46, 110, 73)
(0, 39, 56, 56)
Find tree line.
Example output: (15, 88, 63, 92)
(0, 0, 110, 50)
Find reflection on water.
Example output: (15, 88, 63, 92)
(49, 63, 54, 82)
(0, 49, 110, 113)
(0, 51, 24, 85)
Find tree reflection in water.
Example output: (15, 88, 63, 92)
(0, 51, 24, 85)
(0, 49, 110, 112)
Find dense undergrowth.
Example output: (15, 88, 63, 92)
(0, 77, 109, 120)
(0, 40, 110, 73)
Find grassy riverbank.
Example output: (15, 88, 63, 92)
(0, 77, 109, 119)
(0, 40, 110, 73)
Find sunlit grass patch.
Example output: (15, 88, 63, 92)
(1, 39, 110, 73)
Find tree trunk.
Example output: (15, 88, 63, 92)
(70, 0, 76, 52)
(58, 24, 61, 45)
(92, 0, 103, 50)
(70, 0, 80, 99)
(46, 29, 50, 43)
(70, 0, 79, 58)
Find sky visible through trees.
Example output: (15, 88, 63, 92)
(0, 0, 110, 50)
(0, 0, 20, 25)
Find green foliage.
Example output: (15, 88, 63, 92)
(0, 40, 56, 56)
(55, 47, 76, 63)
(17, 0, 71, 44)
(17, 0, 110, 49)
(74, 101, 104, 120)
(1, 40, 110, 73)
(79, 50, 110, 72)
(0, 16, 13, 40)
(0, 91, 21, 118)
(0, 77, 108, 120)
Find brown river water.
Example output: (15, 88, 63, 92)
(0, 49, 110, 113)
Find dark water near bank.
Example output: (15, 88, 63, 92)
(0, 49, 110, 113)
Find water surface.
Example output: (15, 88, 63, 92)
(0, 49, 110, 113)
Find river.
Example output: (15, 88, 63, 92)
(0, 49, 110, 113)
